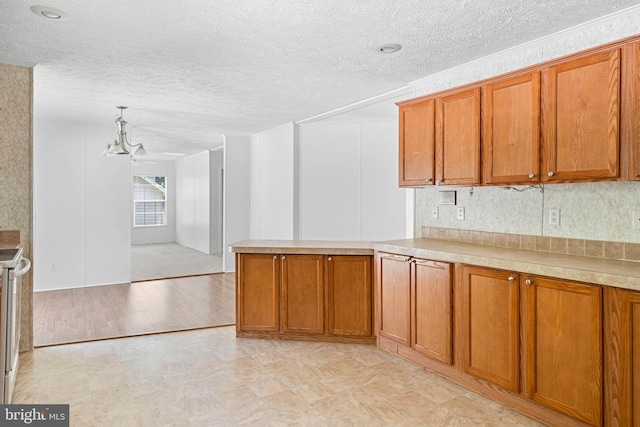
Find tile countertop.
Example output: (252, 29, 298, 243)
(229, 240, 374, 255)
(375, 238, 640, 292)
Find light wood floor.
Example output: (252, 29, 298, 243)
(14, 327, 542, 426)
(131, 243, 223, 282)
(33, 273, 235, 347)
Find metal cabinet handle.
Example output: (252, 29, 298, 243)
(548, 171, 554, 177)
(328, 257, 332, 261)
(436, 179, 442, 184)
(528, 173, 535, 179)
(282, 256, 286, 260)
(273, 255, 278, 260)
(425, 178, 432, 183)
(525, 279, 532, 286)
(508, 276, 515, 282)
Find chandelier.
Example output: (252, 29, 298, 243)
(102, 106, 148, 157)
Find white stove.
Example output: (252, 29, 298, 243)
(0, 247, 30, 404)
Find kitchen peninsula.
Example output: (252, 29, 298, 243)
(231, 238, 640, 426)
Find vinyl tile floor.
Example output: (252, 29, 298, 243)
(14, 326, 543, 427)
(33, 273, 235, 347)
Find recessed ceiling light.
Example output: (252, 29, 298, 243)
(375, 43, 402, 54)
(30, 5, 69, 21)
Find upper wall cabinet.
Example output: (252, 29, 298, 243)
(398, 98, 435, 187)
(482, 73, 540, 184)
(622, 42, 640, 181)
(435, 87, 481, 185)
(541, 48, 620, 182)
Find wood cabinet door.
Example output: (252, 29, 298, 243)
(483, 73, 540, 184)
(398, 98, 436, 187)
(326, 255, 372, 337)
(542, 49, 620, 182)
(622, 42, 640, 181)
(523, 276, 603, 426)
(281, 255, 324, 334)
(237, 253, 280, 332)
(612, 289, 640, 426)
(412, 259, 453, 364)
(377, 253, 411, 346)
(461, 266, 520, 392)
(435, 87, 481, 185)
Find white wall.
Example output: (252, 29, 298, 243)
(223, 135, 251, 272)
(34, 119, 131, 291)
(131, 160, 176, 245)
(410, 7, 640, 244)
(299, 120, 407, 241)
(175, 150, 224, 254)
(250, 123, 294, 239)
(210, 149, 224, 254)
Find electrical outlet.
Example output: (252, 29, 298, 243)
(456, 207, 465, 220)
(431, 206, 439, 219)
(549, 209, 560, 226)
(49, 263, 56, 271)
(633, 210, 640, 230)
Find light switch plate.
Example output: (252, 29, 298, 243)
(431, 206, 439, 219)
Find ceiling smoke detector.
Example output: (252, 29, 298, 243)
(30, 5, 69, 20)
(375, 43, 402, 54)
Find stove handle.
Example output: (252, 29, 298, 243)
(14, 257, 31, 277)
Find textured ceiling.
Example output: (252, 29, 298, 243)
(1, 0, 639, 158)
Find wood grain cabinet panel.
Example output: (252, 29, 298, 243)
(461, 266, 520, 392)
(622, 42, 640, 181)
(398, 98, 435, 187)
(327, 255, 372, 337)
(436, 88, 481, 185)
(237, 254, 280, 332)
(281, 255, 324, 334)
(377, 253, 411, 346)
(482, 73, 540, 184)
(542, 49, 620, 182)
(609, 288, 640, 426)
(523, 276, 603, 426)
(412, 259, 453, 364)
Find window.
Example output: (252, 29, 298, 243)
(133, 175, 167, 227)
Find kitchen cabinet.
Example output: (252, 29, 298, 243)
(608, 288, 640, 426)
(377, 253, 453, 364)
(327, 255, 372, 337)
(412, 258, 453, 364)
(398, 98, 435, 187)
(482, 73, 540, 184)
(236, 252, 373, 343)
(541, 48, 620, 182)
(281, 255, 324, 334)
(460, 265, 520, 392)
(377, 253, 411, 346)
(236, 253, 280, 332)
(522, 275, 603, 426)
(622, 42, 640, 181)
(435, 87, 481, 185)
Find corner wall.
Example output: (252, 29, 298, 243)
(0, 63, 33, 351)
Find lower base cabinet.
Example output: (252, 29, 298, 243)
(377, 253, 453, 364)
(523, 275, 603, 426)
(236, 253, 373, 343)
(378, 257, 610, 426)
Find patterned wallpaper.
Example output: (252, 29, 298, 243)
(415, 182, 640, 245)
(0, 63, 33, 351)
